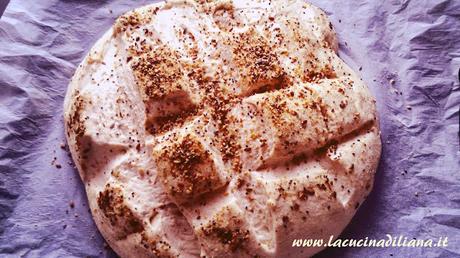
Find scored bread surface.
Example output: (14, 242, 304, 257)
(64, 0, 382, 257)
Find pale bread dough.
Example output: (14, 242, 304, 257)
(64, 0, 381, 257)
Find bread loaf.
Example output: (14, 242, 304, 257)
(64, 1, 381, 257)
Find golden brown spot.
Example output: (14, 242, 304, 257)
(140, 231, 175, 258)
(303, 64, 337, 83)
(114, 11, 151, 35)
(200, 208, 249, 252)
(154, 134, 226, 202)
(97, 185, 143, 239)
(231, 28, 287, 96)
(131, 45, 185, 100)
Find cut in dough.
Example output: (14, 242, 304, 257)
(64, 0, 381, 257)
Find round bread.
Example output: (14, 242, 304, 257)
(64, 0, 381, 257)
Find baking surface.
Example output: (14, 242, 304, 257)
(0, 0, 459, 257)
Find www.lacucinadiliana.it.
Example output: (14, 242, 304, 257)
(292, 235, 449, 248)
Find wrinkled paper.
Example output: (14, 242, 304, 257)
(0, 0, 459, 257)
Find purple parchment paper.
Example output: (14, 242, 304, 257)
(0, 0, 459, 257)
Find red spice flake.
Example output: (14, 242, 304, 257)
(298, 187, 315, 201)
(282, 216, 289, 228)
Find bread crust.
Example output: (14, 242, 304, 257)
(64, 1, 381, 257)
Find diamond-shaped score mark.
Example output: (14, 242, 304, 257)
(217, 28, 288, 97)
(152, 122, 230, 204)
(130, 45, 202, 135)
